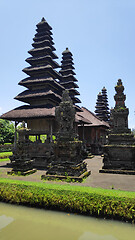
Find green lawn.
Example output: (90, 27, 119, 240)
(0, 152, 12, 160)
(0, 158, 10, 162)
(0, 178, 135, 198)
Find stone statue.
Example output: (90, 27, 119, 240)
(55, 90, 76, 140)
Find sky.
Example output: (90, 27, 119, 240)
(0, 0, 135, 128)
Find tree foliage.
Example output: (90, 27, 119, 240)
(0, 119, 15, 144)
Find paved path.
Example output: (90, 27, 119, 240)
(84, 156, 135, 191)
(0, 156, 135, 192)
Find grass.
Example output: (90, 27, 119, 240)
(0, 158, 10, 162)
(0, 152, 12, 159)
(0, 178, 134, 223)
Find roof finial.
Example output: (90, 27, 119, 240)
(41, 17, 45, 22)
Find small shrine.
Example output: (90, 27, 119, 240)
(8, 122, 36, 175)
(100, 79, 135, 174)
(41, 90, 90, 182)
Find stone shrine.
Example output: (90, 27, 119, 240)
(41, 90, 90, 181)
(100, 79, 135, 174)
(8, 123, 36, 175)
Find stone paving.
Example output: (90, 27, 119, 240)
(0, 156, 135, 192)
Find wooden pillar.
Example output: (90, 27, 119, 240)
(95, 128, 98, 143)
(14, 121, 18, 150)
(82, 123, 85, 142)
(75, 123, 78, 135)
(50, 120, 53, 142)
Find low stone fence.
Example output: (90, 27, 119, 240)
(0, 144, 13, 152)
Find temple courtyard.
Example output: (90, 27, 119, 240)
(1, 156, 135, 192)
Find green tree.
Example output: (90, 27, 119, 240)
(0, 119, 15, 144)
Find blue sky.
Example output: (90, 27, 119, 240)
(0, 0, 135, 128)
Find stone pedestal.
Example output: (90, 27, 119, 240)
(46, 140, 87, 176)
(100, 133, 135, 173)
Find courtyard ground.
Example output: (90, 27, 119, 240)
(0, 156, 135, 192)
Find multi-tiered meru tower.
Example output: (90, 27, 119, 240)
(95, 92, 106, 120)
(17, 17, 65, 126)
(2, 18, 64, 135)
(95, 87, 110, 122)
(1, 18, 66, 173)
(102, 87, 110, 122)
(59, 48, 81, 111)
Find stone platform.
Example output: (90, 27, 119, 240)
(41, 170, 91, 182)
(99, 169, 135, 175)
(7, 169, 37, 176)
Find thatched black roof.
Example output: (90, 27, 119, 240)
(1, 105, 89, 124)
(1, 105, 56, 121)
(15, 89, 62, 104)
(78, 107, 110, 128)
(19, 77, 64, 91)
(26, 55, 59, 68)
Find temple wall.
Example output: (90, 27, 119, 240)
(27, 119, 50, 132)
(78, 126, 106, 144)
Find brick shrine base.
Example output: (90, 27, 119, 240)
(1, 156, 135, 191)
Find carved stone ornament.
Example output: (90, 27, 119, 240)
(55, 90, 75, 140)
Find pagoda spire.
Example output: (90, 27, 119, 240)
(16, 18, 64, 108)
(41, 17, 45, 22)
(59, 48, 81, 111)
(95, 92, 106, 121)
(101, 87, 110, 122)
(111, 79, 130, 133)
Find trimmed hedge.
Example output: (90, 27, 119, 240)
(0, 144, 13, 152)
(0, 179, 135, 223)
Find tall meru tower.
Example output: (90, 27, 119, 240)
(59, 48, 81, 111)
(1, 18, 65, 134)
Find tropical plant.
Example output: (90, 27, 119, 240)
(0, 119, 15, 144)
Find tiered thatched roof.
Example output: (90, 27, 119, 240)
(59, 48, 81, 111)
(1, 18, 65, 121)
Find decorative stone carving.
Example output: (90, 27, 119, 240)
(55, 90, 76, 141)
(111, 79, 130, 133)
